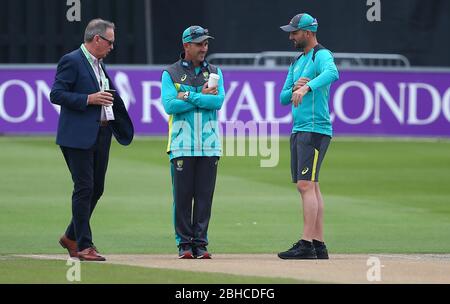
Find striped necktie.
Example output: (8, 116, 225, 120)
(94, 59, 103, 89)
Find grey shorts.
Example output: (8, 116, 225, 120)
(290, 132, 331, 183)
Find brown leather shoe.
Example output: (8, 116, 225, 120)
(77, 247, 106, 261)
(59, 235, 78, 258)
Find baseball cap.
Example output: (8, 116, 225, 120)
(182, 26, 214, 43)
(280, 13, 318, 32)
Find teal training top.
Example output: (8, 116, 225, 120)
(161, 60, 225, 160)
(280, 46, 339, 136)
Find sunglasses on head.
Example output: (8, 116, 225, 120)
(183, 28, 209, 41)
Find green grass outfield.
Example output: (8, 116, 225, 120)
(1, 136, 449, 283)
(0, 256, 300, 284)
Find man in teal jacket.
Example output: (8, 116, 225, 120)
(161, 25, 225, 259)
(278, 13, 339, 259)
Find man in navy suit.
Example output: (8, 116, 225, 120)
(50, 19, 134, 261)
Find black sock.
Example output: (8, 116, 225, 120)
(313, 239, 325, 247)
(300, 239, 312, 247)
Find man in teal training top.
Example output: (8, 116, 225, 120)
(161, 26, 225, 259)
(278, 13, 339, 259)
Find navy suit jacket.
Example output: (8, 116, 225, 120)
(50, 48, 134, 149)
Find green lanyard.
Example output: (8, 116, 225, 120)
(80, 44, 109, 91)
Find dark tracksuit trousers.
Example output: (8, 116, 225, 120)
(171, 156, 219, 248)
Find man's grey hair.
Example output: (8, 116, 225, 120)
(84, 19, 115, 42)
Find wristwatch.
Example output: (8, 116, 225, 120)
(182, 91, 190, 101)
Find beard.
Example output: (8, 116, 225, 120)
(295, 39, 307, 50)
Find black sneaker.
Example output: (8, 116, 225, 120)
(178, 244, 194, 259)
(278, 240, 317, 259)
(194, 246, 211, 259)
(313, 241, 329, 259)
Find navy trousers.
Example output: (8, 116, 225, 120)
(171, 156, 219, 248)
(60, 126, 112, 251)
